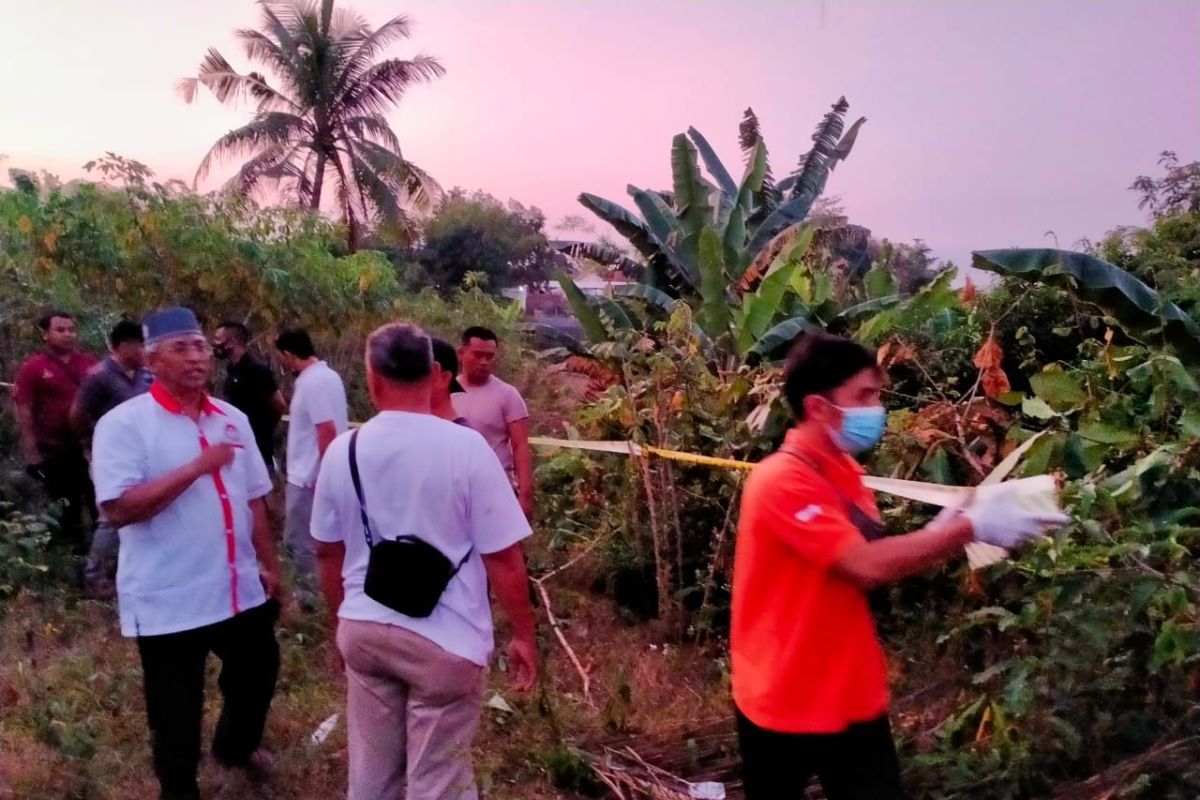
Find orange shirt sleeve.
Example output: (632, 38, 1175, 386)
(755, 476, 864, 569)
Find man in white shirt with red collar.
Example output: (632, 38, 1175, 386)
(92, 307, 283, 800)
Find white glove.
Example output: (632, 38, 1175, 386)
(963, 476, 1071, 550)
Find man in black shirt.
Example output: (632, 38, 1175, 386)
(213, 322, 287, 473)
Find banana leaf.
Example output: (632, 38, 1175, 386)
(737, 139, 768, 213)
(784, 97, 848, 203)
(516, 322, 587, 355)
(697, 228, 731, 339)
(612, 284, 715, 354)
(555, 269, 608, 344)
(740, 258, 801, 343)
(577, 193, 659, 261)
(972, 249, 1200, 351)
(746, 315, 814, 362)
(832, 117, 867, 161)
(577, 192, 697, 290)
(555, 241, 644, 277)
(723, 206, 747, 278)
(837, 295, 902, 321)
(613, 282, 679, 312)
(594, 297, 635, 330)
(671, 134, 714, 237)
(628, 185, 682, 250)
(687, 126, 738, 201)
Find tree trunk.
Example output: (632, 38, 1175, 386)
(309, 149, 327, 210)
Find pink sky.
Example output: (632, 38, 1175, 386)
(2, 0, 1198, 269)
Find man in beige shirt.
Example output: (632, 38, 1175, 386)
(452, 326, 533, 519)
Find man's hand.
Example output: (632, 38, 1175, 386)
(193, 443, 236, 477)
(505, 636, 538, 693)
(259, 562, 282, 600)
(482, 543, 538, 692)
(518, 489, 534, 520)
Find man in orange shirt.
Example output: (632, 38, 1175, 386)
(731, 332, 1067, 799)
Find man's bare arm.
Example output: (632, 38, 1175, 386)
(507, 417, 534, 518)
(101, 444, 235, 528)
(832, 518, 974, 590)
(315, 540, 345, 619)
(483, 542, 538, 692)
(251, 497, 282, 598)
(316, 421, 337, 460)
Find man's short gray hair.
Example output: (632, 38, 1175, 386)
(367, 322, 433, 383)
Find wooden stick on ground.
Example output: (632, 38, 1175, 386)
(531, 544, 601, 709)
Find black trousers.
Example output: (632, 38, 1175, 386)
(736, 707, 907, 800)
(39, 447, 93, 547)
(136, 601, 280, 800)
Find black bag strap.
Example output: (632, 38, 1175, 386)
(349, 429, 374, 549)
(348, 429, 476, 567)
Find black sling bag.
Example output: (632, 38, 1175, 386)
(349, 428, 472, 618)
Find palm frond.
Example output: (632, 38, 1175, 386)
(352, 139, 441, 211)
(344, 143, 404, 229)
(342, 14, 413, 66)
(337, 55, 445, 117)
(339, 114, 402, 152)
(178, 48, 298, 111)
(234, 28, 293, 78)
(329, 7, 369, 41)
(221, 144, 301, 196)
(194, 112, 311, 184)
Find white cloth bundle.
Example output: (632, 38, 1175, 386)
(864, 432, 1063, 569)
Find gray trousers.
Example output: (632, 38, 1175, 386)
(338, 619, 485, 800)
(284, 483, 317, 595)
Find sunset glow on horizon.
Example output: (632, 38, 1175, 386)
(2, 0, 1197, 268)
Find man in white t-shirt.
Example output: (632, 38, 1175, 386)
(276, 326, 348, 606)
(312, 322, 537, 800)
(92, 307, 282, 800)
(453, 326, 534, 518)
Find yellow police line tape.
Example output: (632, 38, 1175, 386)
(526, 435, 975, 509)
(314, 418, 972, 508)
(524, 433, 1056, 572)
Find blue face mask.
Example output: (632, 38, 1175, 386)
(830, 405, 887, 455)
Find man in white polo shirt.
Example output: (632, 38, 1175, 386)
(92, 307, 282, 800)
(313, 322, 537, 800)
(275, 326, 348, 607)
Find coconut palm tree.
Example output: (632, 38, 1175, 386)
(180, 0, 444, 249)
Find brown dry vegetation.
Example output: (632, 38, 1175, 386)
(0, 541, 736, 799)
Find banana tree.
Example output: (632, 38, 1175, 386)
(972, 248, 1200, 356)
(556, 98, 866, 363)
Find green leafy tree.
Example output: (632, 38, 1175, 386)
(416, 189, 561, 292)
(1131, 151, 1200, 219)
(180, 0, 445, 250)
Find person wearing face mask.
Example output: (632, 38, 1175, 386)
(212, 322, 288, 476)
(730, 331, 1069, 800)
